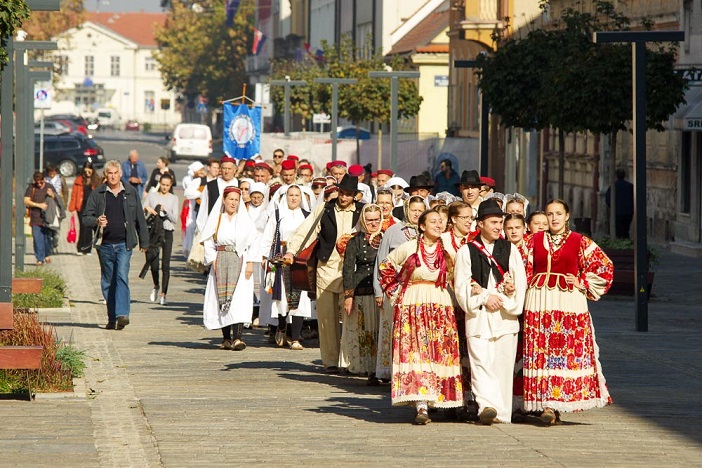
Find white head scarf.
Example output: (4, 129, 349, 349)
(199, 188, 257, 257)
(504, 192, 530, 215)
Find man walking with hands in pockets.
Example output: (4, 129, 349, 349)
(83, 160, 149, 330)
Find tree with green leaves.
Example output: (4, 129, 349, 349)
(154, 0, 252, 106)
(478, 0, 686, 210)
(269, 36, 422, 146)
(1, 1, 30, 70)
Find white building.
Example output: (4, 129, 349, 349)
(50, 12, 180, 127)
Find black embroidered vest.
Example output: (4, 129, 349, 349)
(206, 179, 220, 215)
(466, 237, 511, 289)
(316, 200, 363, 262)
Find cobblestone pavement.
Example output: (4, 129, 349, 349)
(2, 224, 701, 467)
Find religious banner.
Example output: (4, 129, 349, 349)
(223, 102, 261, 160)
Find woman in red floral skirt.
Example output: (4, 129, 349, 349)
(523, 199, 614, 425)
(379, 209, 463, 425)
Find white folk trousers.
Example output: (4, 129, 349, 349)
(467, 333, 518, 423)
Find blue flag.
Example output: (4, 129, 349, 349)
(226, 0, 240, 28)
(223, 103, 261, 160)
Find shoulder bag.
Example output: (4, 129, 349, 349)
(290, 209, 324, 298)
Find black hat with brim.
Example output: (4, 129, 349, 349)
(404, 174, 433, 193)
(476, 198, 506, 221)
(336, 173, 359, 193)
(457, 169, 481, 187)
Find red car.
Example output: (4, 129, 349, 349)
(125, 120, 140, 131)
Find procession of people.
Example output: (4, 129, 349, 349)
(46, 147, 616, 427)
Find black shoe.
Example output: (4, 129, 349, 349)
(479, 407, 497, 425)
(115, 316, 130, 330)
(105, 322, 116, 330)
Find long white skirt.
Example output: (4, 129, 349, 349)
(202, 263, 254, 330)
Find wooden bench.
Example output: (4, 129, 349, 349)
(0, 278, 45, 399)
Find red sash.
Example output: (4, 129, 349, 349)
(469, 240, 506, 277)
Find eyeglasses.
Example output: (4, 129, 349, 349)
(273, 154, 284, 159)
(455, 215, 473, 221)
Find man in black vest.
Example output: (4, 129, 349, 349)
(454, 199, 527, 425)
(285, 174, 363, 373)
(195, 156, 239, 233)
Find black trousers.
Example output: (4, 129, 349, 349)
(278, 315, 304, 342)
(222, 323, 243, 341)
(76, 213, 94, 254)
(615, 214, 633, 239)
(148, 230, 173, 294)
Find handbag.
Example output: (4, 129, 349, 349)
(186, 229, 207, 273)
(290, 210, 324, 297)
(67, 215, 77, 243)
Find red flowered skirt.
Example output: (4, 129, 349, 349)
(523, 286, 612, 413)
(391, 286, 463, 408)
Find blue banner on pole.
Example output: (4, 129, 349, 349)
(223, 102, 261, 160)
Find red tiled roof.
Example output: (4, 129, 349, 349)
(387, 9, 450, 56)
(416, 44, 449, 54)
(86, 12, 166, 47)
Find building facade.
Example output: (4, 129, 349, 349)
(51, 12, 180, 127)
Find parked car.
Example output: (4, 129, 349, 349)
(165, 123, 212, 162)
(45, 114, 89, 136)
(34, 120, 71, 135)
(125, 120, 140, 131)
(34, 132, 105, 177)
(96, 108, 120, 129)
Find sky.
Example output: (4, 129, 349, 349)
(85, 0, 164, 13)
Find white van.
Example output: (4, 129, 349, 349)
(96, 108, 120, 129)
(166, 123, 213, 162)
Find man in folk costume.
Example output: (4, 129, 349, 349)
(196, 156, 239, 233)
(284, 174, 364, 373)
(454, 199, 527, 425)
(457, 170, 483, 230)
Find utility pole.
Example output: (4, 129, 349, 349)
(368, 71, 420, 174)
(593, 30, 685, 332)
(454, 60, 489, 177)
(269, 79, 307, 136)
(313, 78, 357, 161)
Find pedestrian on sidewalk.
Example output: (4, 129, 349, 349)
(69, 162, 101, 255)
(82, 160, 149, 330)
(201, 186, 259, 351)
(24, 171, 57, 266)
(523, 199, 614, 425)
(143, 156, 177, 198)
(121, 149, 148, 197)
(143, 173, 179, 305)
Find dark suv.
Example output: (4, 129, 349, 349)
(34, 133, 105, 176)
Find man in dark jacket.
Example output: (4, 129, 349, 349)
(83, 160, 149, 330)
(605, 169, 634, 239)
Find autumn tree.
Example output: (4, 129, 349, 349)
(154, 0, 252, 107)
(0, 0, 30, 70)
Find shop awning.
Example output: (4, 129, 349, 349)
(671, 85, 702, 131)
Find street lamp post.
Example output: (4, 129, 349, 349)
(11, 41, 57, 274)
(368, 71, 420, 174)
(0, 0, 60, 302)
(454, 60, 489, 177)
(313, 78, 358, 161)
(593, 30, 685, 332)
(269, 79, 307, 136)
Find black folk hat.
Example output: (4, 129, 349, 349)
(336, 173, 359, 193)
(476, 198, 506, 221)
(404, 174, 433, 193)
(457, 169, 481, 187)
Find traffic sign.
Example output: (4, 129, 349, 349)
(34, 84, 52, 109)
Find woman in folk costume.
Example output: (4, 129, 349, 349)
(379, 209, 463, 425)
(259, 185, 312, 350)
(201, 186, 259, 351)
(523, 199, 614, 425)
(504, 193, 529, 217)
(372, 195, 427, 381)
(375, 188, 398, 232)
(440, 200, 478, 420)
(339, 204, 384, 383)
(181, 161, 206, 257)
(505, 213, 529, 264)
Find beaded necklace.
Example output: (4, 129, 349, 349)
(547, 229, 571, 259)
(449, 229, 467, 252)
(420, 237, 440, 271)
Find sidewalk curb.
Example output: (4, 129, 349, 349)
(34, 377, 87, 400)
